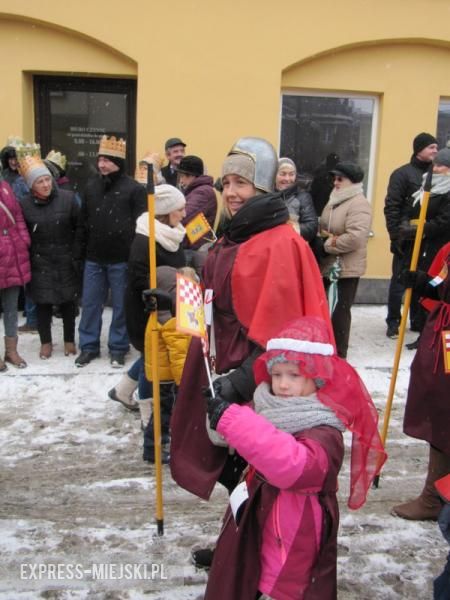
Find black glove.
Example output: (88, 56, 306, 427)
(398, 222, 417, 241)
(399, 269, 430, 292)
(203, 380, 233, 430)
(390, 239, 404, 257)
(142, 289, 173, 314)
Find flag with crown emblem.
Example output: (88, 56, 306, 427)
(176, 273, 206, 338)
(185, 212, 216, 245)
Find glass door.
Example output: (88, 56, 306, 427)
(34, 76, 137, 195)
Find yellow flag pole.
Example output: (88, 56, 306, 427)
(374, 166, 433, 488)
(144, 163, 164, 534)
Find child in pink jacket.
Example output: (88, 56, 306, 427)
(204, 316, 386, 600)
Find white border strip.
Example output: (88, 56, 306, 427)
(267, 338, 334, 356)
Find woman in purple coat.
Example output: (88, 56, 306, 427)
(0, 180, 30, 370)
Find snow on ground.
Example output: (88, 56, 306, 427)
(0, 305, 446, 599)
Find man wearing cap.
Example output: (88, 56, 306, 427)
(161, 138, 186, 187)
(177, 155, 217, 248)
(75, 136, 147, 368)
(384, 132, 438, 339)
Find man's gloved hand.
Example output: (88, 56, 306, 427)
(399, 269, 429, 290)
(203, 376, 240, 430)
(390, 239, 404, 257)
(142, 289, 173, 314)
(398, 222, 417, 241)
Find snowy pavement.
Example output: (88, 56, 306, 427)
(0, 305, 446, 599)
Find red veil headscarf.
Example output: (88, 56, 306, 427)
(253, 317, 387, 510)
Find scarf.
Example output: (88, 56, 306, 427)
(327, 182, 364, 208)
(412, 173, 450, 206)
(225, 192, 289, 243)
(135, 212, 186, 252)
(253, 382, 345, 434)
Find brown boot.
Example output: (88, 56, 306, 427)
(391, 446, 450, 521)
(39, 343, 53, 360)
(64, 342, 77, 356)
(4, 336, 27, 368)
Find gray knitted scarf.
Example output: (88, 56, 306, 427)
(253, 382, 345, 434)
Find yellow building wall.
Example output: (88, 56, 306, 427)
(1, 1, 450, 279)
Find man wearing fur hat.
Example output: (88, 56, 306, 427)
(384, 132, 438, 340)
(75, 136, 147, 368)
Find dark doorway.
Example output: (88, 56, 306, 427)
(34, 76, 137, 195)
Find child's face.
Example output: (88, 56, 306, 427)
(270, 362, 317, 397)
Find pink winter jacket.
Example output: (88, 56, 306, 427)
(217, 403, 330, 599)
(0, 181, 31, 289)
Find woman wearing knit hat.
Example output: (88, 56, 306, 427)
(398, 147, 450, 349)
(123, 184, 190, 463)
(19, 153, 82, 359)
(171, 137, 333, 547)
(204, 316, 386, 600)
(275, 157, 318, 242)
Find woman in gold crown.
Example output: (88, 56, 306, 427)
(19, 151, 82, 359)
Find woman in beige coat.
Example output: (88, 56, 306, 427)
(319, 162, 372, 358)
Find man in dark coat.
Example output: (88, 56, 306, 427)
(75, 135, 147, 368)
(160, 137, 186, 186)
(384, 132, 438, 338)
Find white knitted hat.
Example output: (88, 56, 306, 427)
(154, 184, 186, 215)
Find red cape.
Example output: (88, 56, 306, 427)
(232, 224, 335, 348)
(170, 225, 334, 499)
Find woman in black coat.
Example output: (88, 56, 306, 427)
(20, 156, 82, 359)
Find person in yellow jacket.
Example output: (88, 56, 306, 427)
(141, 265, 193, 464)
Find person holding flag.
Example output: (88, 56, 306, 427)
(170, 137, 333, 564)
(124, 184, 189, 462)
(390, 240, 450, 521)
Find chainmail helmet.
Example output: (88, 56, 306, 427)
(223, 136, 278, 193)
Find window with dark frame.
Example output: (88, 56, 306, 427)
(34, 76, 137, 195)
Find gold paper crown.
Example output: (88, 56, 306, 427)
(16, 143, 42, 160)
(98, 135, 126, 159)
(17, 157, 50, 189)
(46, 150, 67, 171)
(6, 135, 24, 148)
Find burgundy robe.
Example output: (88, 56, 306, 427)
(403, 244, 450, 454)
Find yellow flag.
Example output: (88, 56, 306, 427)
(185, 212, 214, 245)
(176, 273, 206, 337)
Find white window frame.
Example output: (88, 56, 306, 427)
(279, 90, 379, 203)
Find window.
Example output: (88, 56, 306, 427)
(280, 93, 378, 198)
(34, 76, 137, 195)
(437, 99, 450, 148)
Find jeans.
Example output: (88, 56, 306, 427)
(0, 286, 20, 337)
(24, 293, 38, 327)
(127, 355, 153, 398)
(78, 260, 129, 354)
(128, 356, 142, 381)
(386, 253, 404, 328)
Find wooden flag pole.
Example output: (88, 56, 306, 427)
(144, 163, 164, 534)
(374, 166, 433, 488)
